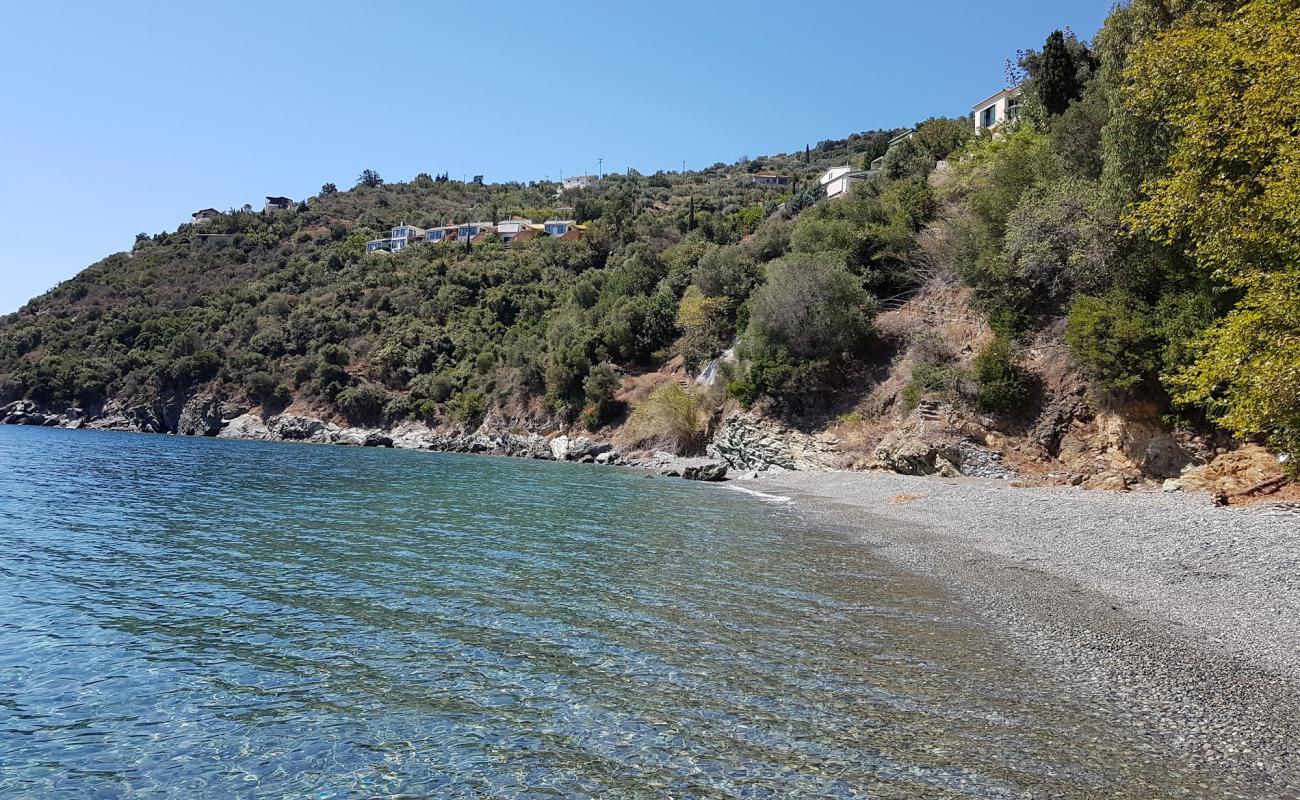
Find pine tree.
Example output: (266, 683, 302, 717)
(1037, 30, 1080, 116)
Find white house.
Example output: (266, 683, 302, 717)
(389, 224, 424, 252)
(818, 166, 865, 199)
(562, 175, 599, 191)
(495, 218, 537, 244)
(973, 87, 1023, 132)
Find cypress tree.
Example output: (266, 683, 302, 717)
(1037, 30, 1080, 116)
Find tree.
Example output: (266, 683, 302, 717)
(1038, 30, 1082, 116)
(357, 169, 383, 188)
(694, 245, 758, 303)
(675, 287, 731, 370)
(320, 182, 338, 195)
(1122, 0, 1300, 461)
(1065, 291, 1159, 397)
(580, 361, 623, 431)
(746, 256, 873, 362)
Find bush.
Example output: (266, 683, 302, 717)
(694, 245, 758, 303)
(1065, 291, 1158, 397)
(448, 390, 485, 422)
(580, 361, 623, 431)
(620, 383, 705, 454)
(728, 352, 832, 410)
(972, 335, 1034, 413)
(903, 360, 968, 411)
(409, 373, 455, 403)
(334, 384, 390, 423)
(746, 256, 873, 361)
(675, 288, 732, 371)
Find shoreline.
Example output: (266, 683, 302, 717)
(749, 470, 1300, 790)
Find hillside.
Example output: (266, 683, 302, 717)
(2, 0, 1296, 499)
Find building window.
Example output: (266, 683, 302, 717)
(980, 105, 997, 129)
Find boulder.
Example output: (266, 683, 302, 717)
(1180, 445, 1285, 497)
(682, 461, 728, 482)
(549, 434, 612, 462)
(658, 457, 727, 481)
(272, 415, 328, 441)
(362, 431, 394, 448)
(1081, 472, 1131, 491)
(217, 413, 272, 441)
(872, 431, 964, 477)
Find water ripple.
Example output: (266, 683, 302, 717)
(0, 427, 1232, 798)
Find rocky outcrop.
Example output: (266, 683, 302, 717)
(549, 435, 613, 462)
(707, 412, 838, 472)
(1177, 445, 1285, 497)
(217, 413, 272, 441)
(0, 400, 65, 427)
(872, 430, 964, 477)
(86, 402, 169, 433)
(176, 396, 225, 437)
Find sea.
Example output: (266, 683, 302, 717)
(0, 425, 1236, 798)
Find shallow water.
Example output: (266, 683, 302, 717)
(0, 426, 1231, 797)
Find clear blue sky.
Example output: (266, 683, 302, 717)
(0, 1, 1109, 314)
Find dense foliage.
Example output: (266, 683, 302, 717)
(3, 0, 1296, 468)
(0, 133, 913, 425)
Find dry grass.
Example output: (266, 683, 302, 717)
(618, 383, 706, 455)
(889, 493, 924, 505)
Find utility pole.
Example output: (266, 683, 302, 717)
(681, 159, 686, 174)
(598, 158, 603, 179)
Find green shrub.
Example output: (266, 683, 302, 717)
(580, 361, 623, 431)
(746, 256, 873, 362)
(334, 384, 390, 423)
(972, 335, 1035, 413)
(1065, 291, 1158, 397)
(448, 390, 485, 422)
(903, 360, 968, 411)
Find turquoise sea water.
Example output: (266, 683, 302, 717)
(0, 426, 1231, 798)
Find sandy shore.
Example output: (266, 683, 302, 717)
(747, 470, 1300, 791)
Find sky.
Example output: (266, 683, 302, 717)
(0, 0, 1110, 314)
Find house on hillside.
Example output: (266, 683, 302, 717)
(543, 219, 585, 239)
(389, 224, 425, 252)
(752, 173, 792, 188)
(869, 130, 916, 173)
(457, 222, 494, 242)
(819, 166, 866, 199)
(562, 175, 599, 191)
(424, 225, 455, 244)
(496, 218, 537, 245)
(365, 238, 391, 253)
(973, 87, 1023, 132)
(191, 208, 220, 225)
(264, 196, 293, 212)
